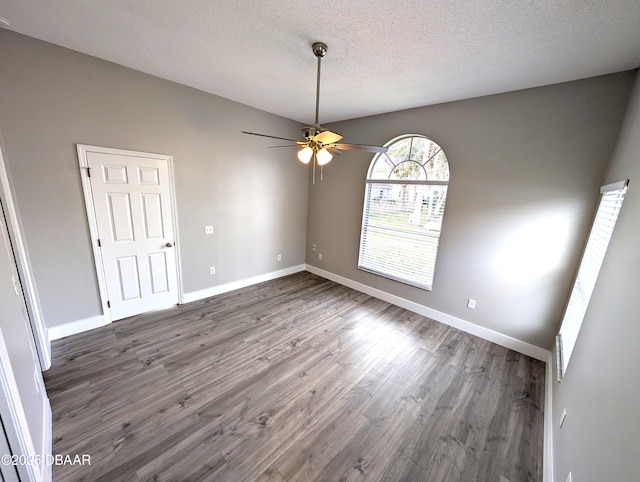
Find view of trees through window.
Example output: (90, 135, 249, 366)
(359, 135, 450, 290)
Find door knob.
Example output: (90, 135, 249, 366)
(165, 242, 174, 247)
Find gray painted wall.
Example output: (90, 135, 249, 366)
(552, 71, 640, 482)
(1, 26, 639, 481)
(307, 72, 635, 348)
(0, 30, 308, 328)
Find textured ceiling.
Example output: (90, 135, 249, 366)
(1, 0, 639, 124)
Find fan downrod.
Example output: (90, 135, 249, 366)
(312, 42, 327, 58)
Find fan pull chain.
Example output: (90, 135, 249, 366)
(320, 165, 324, 181)
(312, 154, 316, 184)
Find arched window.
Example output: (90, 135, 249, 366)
(358, 135, 450, 290)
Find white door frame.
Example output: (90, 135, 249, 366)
(0, 331, 50, 482)
(0, 135, 50, 370)
(0, 194, 51, 482)
(77, 144, 184, 324)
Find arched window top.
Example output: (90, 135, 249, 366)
(359, 134, 450, 290)
(368, 135, 449, 182)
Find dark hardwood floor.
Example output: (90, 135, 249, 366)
(45, 272, 545, 481)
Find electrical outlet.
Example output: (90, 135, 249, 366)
(205, 225, 214, 235)
(467, 298, 476, 309)
(209, 267, 216, 275)
(277, 254, 282, 261)
(312, 244, 317, 251)
(318, 253, 323, 260)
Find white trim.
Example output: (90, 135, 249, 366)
(600, 179, 628, 193)
(544, 353, 554, 482)
(182, 265, 306, 304)
(49, 263, 550, 360)
(48, 266, 307, 339)
(76, 144, 183, 322)
(48, 315, 110, 341)
(305, 264, 555, 475)
(305, 264, 550, 361)
(77, 145, 112, 321)
(41, 400, 52, 482)
(166, 157, 184, 305)
(557, 182, 628, 377)
(367, 179, 450, 186)
(0, 332, 40, 482)
(0, 143, 50, 370)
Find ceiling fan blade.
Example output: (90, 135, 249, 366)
(268, 144, 305, 148)
(315, 130, 343, 144)
(241, 131, 301, 143)
(326, 147, 342, 156)
(334, 143, 388, 153)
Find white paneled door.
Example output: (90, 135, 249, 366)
(82, 147, 179, 321)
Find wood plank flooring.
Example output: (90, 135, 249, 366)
(45, 272, 545, 481)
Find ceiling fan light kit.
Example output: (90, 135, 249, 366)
(316, 148, 333, 166)
(297, 146, 313, 164)
(242, 41, 387, 183)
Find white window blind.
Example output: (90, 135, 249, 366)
(556, 180, 628, 379)
(358, 135, 449, 290)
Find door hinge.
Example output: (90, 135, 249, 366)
(97, 238, 101, 247)
(83, 167, 92, 177)
(107, 300, 111, 308)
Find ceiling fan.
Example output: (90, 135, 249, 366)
(242, 42, 388, 182)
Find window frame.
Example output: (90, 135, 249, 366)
(358, 134, 450, 291)
(556, 179, 629, 380)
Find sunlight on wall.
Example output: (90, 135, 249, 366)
(493, 202, 583, 282)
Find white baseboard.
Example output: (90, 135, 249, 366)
(305, 264, 551, 361)
(48, 315, 110, 341)
(41, 398, 52, 482)
(47, 266, 306, 340)
(544, 353, 554, 482)
(49, 264, 550, 361)
(305, 264, 554, 478)
(182, 264, 306, 304)
(47, 263, 554, 479)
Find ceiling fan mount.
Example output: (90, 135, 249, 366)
(242, 41, 388, 182)
(302, 126, 321, 140)
(312, 42, 327, 59)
